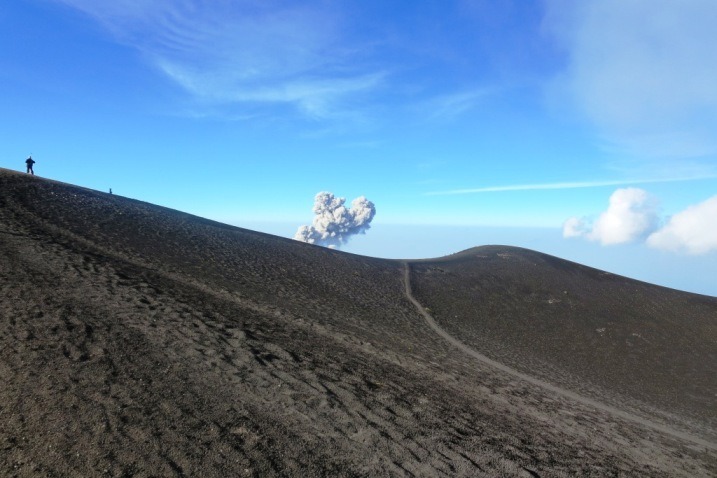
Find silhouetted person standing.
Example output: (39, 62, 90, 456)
(25, 156, 35, 175)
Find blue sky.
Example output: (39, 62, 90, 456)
(2, 1, 716, 295)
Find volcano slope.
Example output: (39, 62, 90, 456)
(0, 168, 715, 477)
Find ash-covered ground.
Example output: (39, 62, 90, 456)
(1, 168, 715, 477)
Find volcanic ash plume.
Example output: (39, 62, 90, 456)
(294, 192, 376, 248)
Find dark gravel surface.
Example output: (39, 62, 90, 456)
(1, 168, 715, 477)
(409, 247, 717, 431)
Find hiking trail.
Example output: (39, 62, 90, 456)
(402, 262, 717, 452)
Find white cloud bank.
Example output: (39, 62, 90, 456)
(646, 196, 717, 254)
(565, 189, 717, 254)
(546, 0, 717, 159)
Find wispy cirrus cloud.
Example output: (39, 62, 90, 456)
(421, 88, 495, 121)
(54, 0, 385, 118)
(425, 174, 717, 196)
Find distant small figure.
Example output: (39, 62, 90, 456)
(25, 156, 36, 175)
(109, 188, 113, 195)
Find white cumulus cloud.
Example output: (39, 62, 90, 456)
(563, 188, 659, 245)
(562, 216, 588, 238)
(647, 196, 717, 254)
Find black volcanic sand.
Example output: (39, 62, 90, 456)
(409, 248, 717, 431)
(1, 168, 715, 477)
